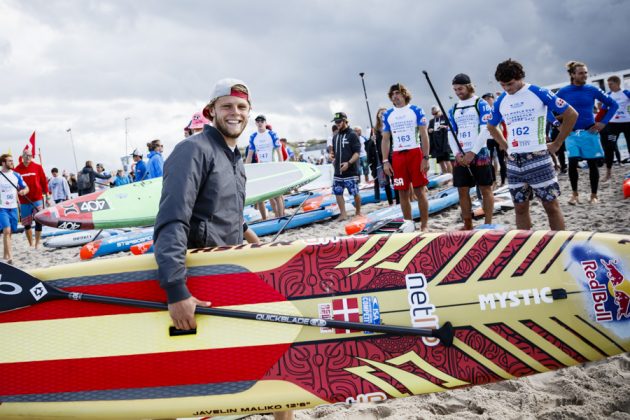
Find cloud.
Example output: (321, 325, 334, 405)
(0, 0, 628, 172)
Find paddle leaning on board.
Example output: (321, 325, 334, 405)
(0, 261, 454, 343)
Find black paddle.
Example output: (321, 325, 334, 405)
(0, 262, 454, 345)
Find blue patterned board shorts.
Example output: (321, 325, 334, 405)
(332, 177, 360, 196)
(507, 150, 560, 204)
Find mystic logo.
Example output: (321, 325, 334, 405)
(405, 273, 440, 346)
(57, 221, 82, 230)
(478, 287, 553, 311)
(29, 283, 48, 301)
(510, 101, 525, 109)
(79, 199, 110, 213)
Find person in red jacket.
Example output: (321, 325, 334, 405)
(14, 150, 49, 248)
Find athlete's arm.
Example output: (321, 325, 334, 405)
(245, 149, 254, 164)
(419, 125, 430, 172)
(487, 124, 508, 151)
(548, 105, 578, 155)
(381, 131, 393, 177)
(591, 88, 619, 132)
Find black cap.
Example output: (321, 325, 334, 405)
(482, 92, 495, 99)
(255, 115, 266, 121)
(452, 73, 472, 85)
(331, 112, 348, 122)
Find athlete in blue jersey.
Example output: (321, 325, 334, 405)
(448, 73, 495, 230)
(556, 61, 619, 205)
(0, 154, 28, 264)
(487, 59, 577, 231)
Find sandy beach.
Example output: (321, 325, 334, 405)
(7, 164, 630, 420)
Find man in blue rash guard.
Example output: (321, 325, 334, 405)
(556, 61, 618, 205)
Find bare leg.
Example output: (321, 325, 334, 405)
(257, 202, 267, 221)
(414, 186, 429, 231)
(480, 185, 494, 225)
(458, 187, 473, 230)
(514, 201, 532, 230)
(274, 411, 294, 420)
(3, 227, 11, 261)
(542, 199, 565, 230)
(25, 228, 33, 247)
(335, 194, 347, 220)
(273, 196, 285, 217)
(34, 229, 42, 249)
(398, 188, 412, 220)
(270, 198, 279, 217)
(354, 194, 362, 217)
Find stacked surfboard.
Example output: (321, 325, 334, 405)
(1, 230, 628, 418)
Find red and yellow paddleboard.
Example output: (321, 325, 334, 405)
(1, 230, 629, 418)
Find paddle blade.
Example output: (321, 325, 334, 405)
(0, 262, 60, 312)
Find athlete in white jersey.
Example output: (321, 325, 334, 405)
(381, 83, 430, 231)
(246, 115, 285, 220)
(603, 75, 630, 180)
(0, 153, 28, 264)
(487, 59, 577, 231)
(448, 73, 495, 229)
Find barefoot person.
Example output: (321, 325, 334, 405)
(448, 73, 495, 229)
(381, 83, 430, 231)
(487, 59, 578, 230)
(0, 154, 28, 264)
(556, 61, 618, 204)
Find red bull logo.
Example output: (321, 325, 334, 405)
(600, 259, 630, 320)
(581, 259, 630, 322)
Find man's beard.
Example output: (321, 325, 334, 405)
(214, 117, 246, 140)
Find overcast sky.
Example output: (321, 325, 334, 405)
(0, 0, 628, 174)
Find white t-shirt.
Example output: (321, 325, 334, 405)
(382, 105, 427, 152)
(488, 84, 569, 153)
(249, 130, 280, 163)
(0, 170, 26, 209)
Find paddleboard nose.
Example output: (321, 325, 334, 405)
(345, 216, 368, 235)
(80, 240, 102, 260)
(34, 208, 56, 228)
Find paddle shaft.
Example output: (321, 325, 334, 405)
(271, 191, 313, 242)
(60, 288, 451, 342)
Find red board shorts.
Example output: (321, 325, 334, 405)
(392, 148, 428, 191)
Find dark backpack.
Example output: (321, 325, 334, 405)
(77, 172, 91, 190)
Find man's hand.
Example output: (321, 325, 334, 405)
(455, 153, 467, 167)
(340, 162, 349, 173)
(547, 141, 561, 155)
(168, 296, 211, 330)
(383, 161, 393, 177)
(462, 151, 476, 166)
(421, 158, 430, 173)
(588, 122, 605, 133)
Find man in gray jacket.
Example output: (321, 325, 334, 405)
(154, 78, 250, 331)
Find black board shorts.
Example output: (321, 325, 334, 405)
(453, 163, 494, 188)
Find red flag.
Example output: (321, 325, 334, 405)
(18, 131, 36, 164)
(23, 131, 36, 158)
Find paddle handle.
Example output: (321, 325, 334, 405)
(67, 291, 453, 344)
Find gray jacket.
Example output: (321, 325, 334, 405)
(154, 125, 246, 303)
